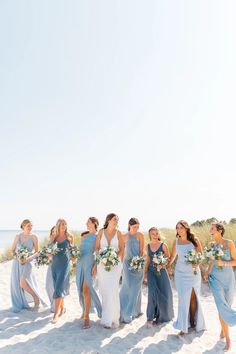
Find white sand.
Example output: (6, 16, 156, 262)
(0, 261, 235, 354)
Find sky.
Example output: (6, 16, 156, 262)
(0, 1, 236, 231)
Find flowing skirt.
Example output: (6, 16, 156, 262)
(173, 266, 206, 332)
(147, 268, 174, 323)
(11, 259, 47, 313)
(209, 266, 236, 326)
(120, 260, 143, 323)
(97, 262, 122, 327)
(76, 257, 102, 318)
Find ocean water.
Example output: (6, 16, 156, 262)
(0, 230, 50, 249)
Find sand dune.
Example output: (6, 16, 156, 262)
(0, 261, 235, 354)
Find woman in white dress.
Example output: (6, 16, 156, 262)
(94, 213, 124, 328)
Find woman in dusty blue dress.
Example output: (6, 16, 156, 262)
(120, 218, 144, 323)
(205, 222, 236, 352)
(45, 226, 56, 313)
(144, 227, 174, 327)
(50, 218, 73, 323)
(169, 220, 206, 335)
(10, 219, 47, 312)
(76, 217, 102, 329)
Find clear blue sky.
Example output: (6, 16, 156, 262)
(1, 1, 236, 231)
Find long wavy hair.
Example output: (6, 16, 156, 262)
(176, 220, 197, 247)
(103, 213, 118, 229)
(55, 218, 72, 239)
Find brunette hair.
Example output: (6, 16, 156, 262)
(212, 222, 225, 236)
(148, 227, 161, 241)
(103, 213, 118, 229)
(81, 231, 90, 237)
(176, 220, 197, 247)
(89, 217, 99, 231)
(128, 217, 140, 231)
(20, 219, 31, 230)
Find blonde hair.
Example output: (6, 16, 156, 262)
(20, 219, 31, 230)
(148, 227, 161, 241)
(55, 218, 72, 238)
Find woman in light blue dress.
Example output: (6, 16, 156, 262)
(144, 227, 174, 327)
(120, 218, 144, 323)
(76, 217, 102, 329)
(205, 222, 236, 352)
(10, 219, 47, 313)
(169, 220, 206, 335)
(50, 218, 73, 323)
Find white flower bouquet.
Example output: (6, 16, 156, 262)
(185, 249, 205, 274)
(94, 245, 119, 272)
(15, 247, 31, 265)
(35, 246, 51, 267)
(152, 252, 169, 275)
(46, 242, 61, 256)
(204, 243, 226, 270)
(69, 245, 81, 261)
(128, 256, 145, 272)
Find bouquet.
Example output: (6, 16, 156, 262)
(94, 246, 119, 272)
(69, 245, 81, 261)
(15, 247, 31, 265)
(128, 256, 145, 272)
(35, 246, 51, 267)
(46, 242, 61, 255)
(204, 243, 226, 270)
(152, 252, 169, 275)
(185, 249, 205, 275)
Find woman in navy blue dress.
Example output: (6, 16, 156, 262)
(50, 218, 73, 323)
(144, 227, 174, 327)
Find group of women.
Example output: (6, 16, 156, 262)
(10, 214, 236, 352)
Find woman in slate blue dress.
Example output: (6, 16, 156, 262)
(144, 227, 174, 327)
(50, 218, 73, 323)
(205, 222, 236, 352)
(76, 217, 102, 329)
(120, 218, 144, 323)
(169, 220, 206, 336)
(11, 219, 47, 312)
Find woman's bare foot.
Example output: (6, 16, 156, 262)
(224, 339, 231, 352)
(146, 321, 153, 328)
(51, 314, 59, 324)
(178, 331, 185, 336)
(83, 318, 90, 329)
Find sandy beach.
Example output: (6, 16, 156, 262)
(0, 260, 235, 354)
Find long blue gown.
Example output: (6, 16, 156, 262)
(209, 245, 236, 326)
(146, 243, 174, 323)
(51, 239, 70, 298)
(46, 264, 54, 312)
(173, 239, 206, 333)
(76, 233, 102, 318)
(120, 233, 143, 323)
(11, 235, 48, 313)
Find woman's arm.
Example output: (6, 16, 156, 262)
(168, 240, 177, 266)
(195, 237, 203, 253)
(217, 240, 236, 267)
(92, 230, 102, 277)
(138, 232, 145, 257)
(144, 245, 150, 282)
(11, 235, 20, 254)
(163, 243, 170, 258)
(117, 230, 125, 261)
